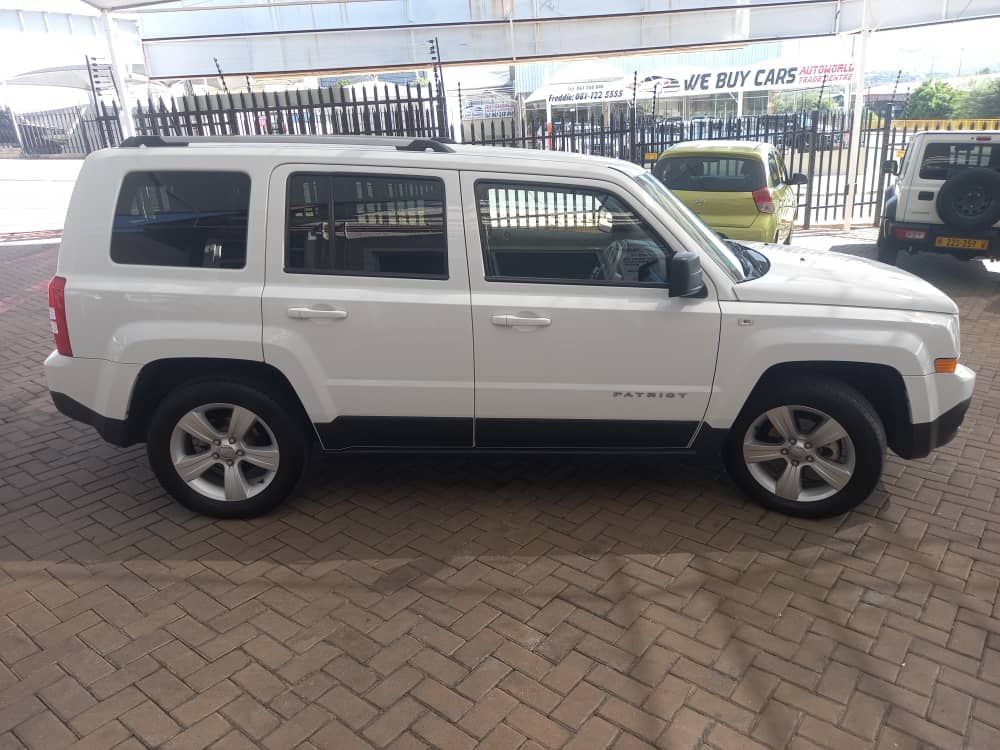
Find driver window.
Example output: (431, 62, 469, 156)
(475, 181, 672, 286)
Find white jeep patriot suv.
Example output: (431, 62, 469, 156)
(45, 135, 975, 519)
(879, 130, 1000, 265)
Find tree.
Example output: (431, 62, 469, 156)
(904, 80, 959, 118)
(772, 88, 842, 114)
(956, 79, 1000, 118)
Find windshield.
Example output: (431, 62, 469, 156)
(634, 172, 745, 281)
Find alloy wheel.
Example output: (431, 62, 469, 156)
(742, 404, 856, 503)
(169, 403, 280, 502)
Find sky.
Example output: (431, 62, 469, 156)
(826, 17, 1000, 77)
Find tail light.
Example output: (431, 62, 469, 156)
(752, 187, 774, 214)
(892, 226, 927, 241)
(47, 275, 72, 357)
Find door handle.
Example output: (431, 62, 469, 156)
(491, 314, 551, 328)
(287, 307, 348, 320)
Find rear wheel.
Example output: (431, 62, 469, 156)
(724, 378, 885, 518)
(876, 226, 898, 265)
(147, 380, 307, 518)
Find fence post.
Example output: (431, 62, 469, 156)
(5, 106, 24, 154)
(802, 111, 820, 229)
(630, 70, 638, 163)
(872, 107, 894, 227)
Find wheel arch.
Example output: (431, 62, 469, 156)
(124, 358, 316, 445)
(741, 361, 911, 457)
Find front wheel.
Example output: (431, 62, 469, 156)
(147, 380, 307, 518)
(724, 378, 886, 518)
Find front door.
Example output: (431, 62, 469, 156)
(262, 164, 474, 449)
(461, 172, 721, 449)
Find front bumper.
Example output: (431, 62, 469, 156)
(892, 396, 971, 460)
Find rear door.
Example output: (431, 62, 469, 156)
(654, 153, 762, 229)
(768, 148, 795, 239)
(261, 164, 474, 449)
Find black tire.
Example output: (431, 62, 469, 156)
(147, 379, 307, 518)
(936, 167, 1000, 231)
(876, 226, 898, 266)
(723, 377, 886, 518)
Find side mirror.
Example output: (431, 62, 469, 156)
(669, 251, 706, 298)
(789, 172, 809, 186)
(883, 160, 899, 175)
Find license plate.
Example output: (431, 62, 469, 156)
(934, 237, 989, 250)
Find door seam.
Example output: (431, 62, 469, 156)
(458, 169, 479, 447)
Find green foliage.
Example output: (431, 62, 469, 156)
(956, 79, 1000, 118)
(772, 89, 841, 114)
(904, 80, 959, 118)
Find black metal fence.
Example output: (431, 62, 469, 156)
(133, 83, 449, 139)
(0, 101, 122, 157)
(464, 108, 885, 227)
(6, 84, 998, 229)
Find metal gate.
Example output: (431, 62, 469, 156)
(463, 107, 898, 228)
(0, 102, 122, 157)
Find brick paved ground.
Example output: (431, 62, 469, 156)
(1, 234, 999, 749)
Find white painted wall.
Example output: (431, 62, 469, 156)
(0, 158, 82, 234)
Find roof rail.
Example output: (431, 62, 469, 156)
(118, 135, 455, 153)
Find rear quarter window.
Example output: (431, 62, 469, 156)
(653, 155, 765, 192)
(111, 171, 250, 268)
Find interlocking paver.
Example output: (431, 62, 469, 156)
(1, 234, 999, 749)
(13, 710, 75, 750)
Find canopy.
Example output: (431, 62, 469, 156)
(77, 1, 181, 8)
(4, 65, 147, 90)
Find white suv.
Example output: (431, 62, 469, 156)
(45, 135, 975, 519)
(879, 130, 1000, 264)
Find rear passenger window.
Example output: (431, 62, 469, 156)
(767, 152, 785, 186)
(285, 174, 447, 279)
(111, 171, 250, 268)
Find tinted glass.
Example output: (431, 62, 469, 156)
(476, 182, 671, 286)
(111, 171, 250, 268)
(286, 174, 446, 278)
(919, 142, 1000, 180)
(654, 155, 765, 192)
(767, 152, 785, 186)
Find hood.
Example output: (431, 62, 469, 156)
(733, 243, 958, 315)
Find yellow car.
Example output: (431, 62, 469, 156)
(652, 140, 807, 244)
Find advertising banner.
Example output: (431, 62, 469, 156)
(527, 59, 855, 105)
